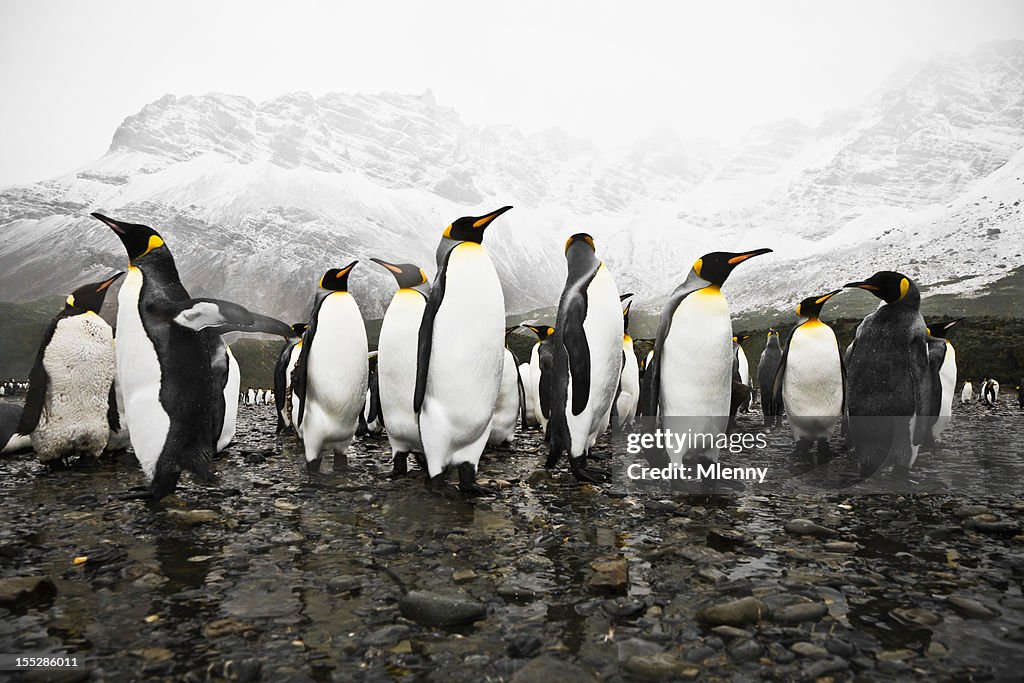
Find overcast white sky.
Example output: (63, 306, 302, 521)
(1, 0, 1022, 187)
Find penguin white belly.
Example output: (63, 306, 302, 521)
(960, 381, 972, 403)
(660, 288, 731, 463)
(931, 342, 956, 440)
(565, 265, 622, 455)
(362, 388, 383, 433)
(782, 321, 843, 443)
(737, 348, 750, 386)
(217, 346, 240, 452)
(297, 293, 368, 461)
(419, 244, 504, 476)
(32, 314, 115, 462)
(488, 349, 520, 446)
(116, 268, 170, 480)
(529, 344, 547, 431)
(286, 343, 302, 426)
(615, 339, 640, 429)
(377, 290, 425, 454)
(518, 362, 538, 426)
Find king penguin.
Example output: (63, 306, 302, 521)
(415, 206, 512, 496)
(613, 294, 640, 430)
(772, 290, 845, 457)
(640, 248, 772, 466)
(358, 352, 384, 437)
(523, 324, 555, 433)
(371, 258, 430, 477)
(844, 271, 936, 477)
(291, 263, 369, 472)
(731, 335, 753, 412)
(488, 327, 524, 447)
(757, 329, 784, 429)
(546, 234, 623, 482)
(960, 380, 973, 403)
(924, 318, 962, 445)
(518, 361, 539, 428)
(274, 323, 307, 433)
(17, 272, 123, 465)
(92, 213, 292, 497)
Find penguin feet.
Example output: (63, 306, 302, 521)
(569, 456, 609, 484)
(305, 457, 323, 474)
(426, 472, 461, 499)
(388, 452, 410, 479)
(456, 462, 498, 497)
(413, 452, 428, 472)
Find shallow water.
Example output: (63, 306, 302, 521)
(1, 395, 1022, 681)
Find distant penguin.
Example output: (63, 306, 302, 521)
(613, 294, 640, 430)
(488, 328, 523, 447)
(291, 264, 369, 472)
(758, 329, 784, 428)
(960, 380, 973, 403)
(246, 388, 256, 405)
(358, 352, 384, 436)
(415, 206, 512, 495)
(213, 344, 240, 452)
(0, 403, 31, 454)
(982, 379, 999, 406)
(772, 290, 845, 456)
(523, 324, 555, 433)
(640, 248, 772, 466)
(925, 319, 962, 444)
(92, 213, 292, 496)
(17, 273, 123, 465)
(731, 335, 752, 412)
(274, 323, 307, 433)
(844, 272, 935, 477)
(372, 258, 430, 477)
(546, 234, 623, 482)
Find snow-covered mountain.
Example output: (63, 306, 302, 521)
(0, 40, 1021, 323)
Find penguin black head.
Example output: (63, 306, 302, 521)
(66, 271, 124, 314)
(320, 261, 357, 292)
(844, 271, 919, 305)
(92, 213, 167, 263)
(732, 334, 751, 345)
(371, 258, 428, 289)
(291, 323, 308, 337)
(522, 324, 554, 340)
(564, 233, 596, 255)
(443, 206, 513, 243)
(926, 318, 963, 339)
(795, 289, 841, 320)
(693, 248, 773, 287)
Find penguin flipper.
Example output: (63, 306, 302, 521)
(414, 254, 449, 414)
(292, 297, 326, 429)
(538, 339, 554, 420)
(17, 316, 61, 436)
(106, 381, 120, 432)
(516, 360, 528, 426)
(273, 339, 294, 421)
(169, 298, 293, 338)
(367, 367, 382, 425)
(561, 299, 591, 417)
(917, 338, 946, 442)
(770, 324, 798, 412)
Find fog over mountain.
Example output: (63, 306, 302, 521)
(1, 40, 1021, 322)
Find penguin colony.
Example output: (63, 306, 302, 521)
(1, 208, 1016, 496)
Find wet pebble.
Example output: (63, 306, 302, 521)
(947, 595, 1000, 618)
(790, 641, 828, 659)
(0, 576, 57, 608)
(398, 590, 486, 626)
(588, 557, 628, 592)
(165, 509, 220, 525)
(727, 638, 761, 661)
(784, 518, 837, 537)
(772, 602, 827, 624)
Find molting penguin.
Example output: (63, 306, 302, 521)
(488, 327, 524, 447)
(523, 324, 556, 434)
(640, 248, 772, 466)
(772, 290, 845, 457)
(844, 271, 935, 477)
(358, 352, 384, 436)
(924, 319, 962, 444)
(372, 258, 430, 477)
(274, 323, 307, 433)
(546, 234, 623, 482)
(17, 273, 123, 465)
(291, 263, 369, 472)
(92, 213, 292, 497)
(415, 206, 512, 495)
(960, 380, 973, 403)
(613, 294, 640, 430)
(757, 329, 784, 429)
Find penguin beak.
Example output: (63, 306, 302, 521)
(620, 293, 634, 301)
(727, 248, 773, 265)
(472, 206, 513, 229)
(814, 289, 843, 304)
(336, 260, 358, 277)
(91, 212, 126, 235)
(370, 257, 403, 275)
(96, 271, 125, 292)
(843, 281, 879, 291)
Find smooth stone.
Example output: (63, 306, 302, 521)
(165, 509, 220, 525)
(361, 624, 411, 647)
(891, 606, 941, 626)
(326, 576, 361, 594)
(727, 638, 762, 661)
(790, 642, 828, 659)
(823, 541, 859, 553)
(398, 590, 486, 626)
(876, 649, 916, 662)
(710, 625, 752, 639)
(926, 641, 948, 658)
(773, 602, 828, 624)
(802, 658, 850, 678)
(509, 656, 598, 683)
(825, 639, 855, 657)
(616, 638, 663, 662)
(697, 596, 768, 626)
(452, 569, 478, 584)
(784, 519, 837, 537)
(947, 596, 1000, 618)
(623, 654, 694, 680)
(0, 576, 57, 608)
